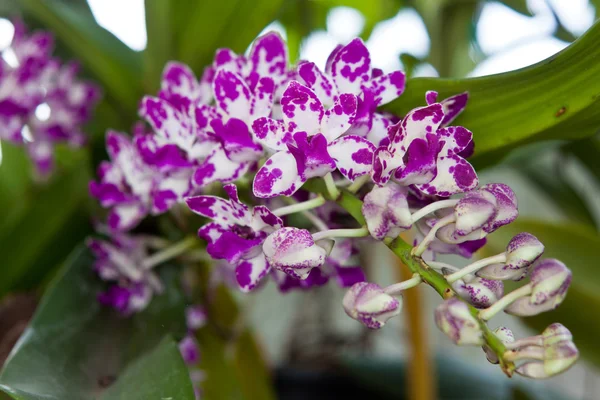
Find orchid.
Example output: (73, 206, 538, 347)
(0, 20, 100, 176)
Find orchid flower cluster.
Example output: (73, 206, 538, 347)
(0, 20, 100, 176)
(86, 31, 578, 381)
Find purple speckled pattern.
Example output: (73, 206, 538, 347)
(262, 227, 327, 279)
(343, 282, 401, 329)
(372, 99, 477, 196)
(0, 20, 100, 176)
(434, 297, 483, 345)
(426, 91, 469, 126)
(186, 184, 283, 292)
(480, 183, 518, 232)
(479, 232, 545, 281)
(362, 183, 412, 240)
(452, 276, 504, 309)
(179, 335, 201, 365)
(505, 259, 572, 317)
(453, 192, 498, 236)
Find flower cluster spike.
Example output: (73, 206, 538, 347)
(82, 29, 578, 380)
(0, 20, 100, 176)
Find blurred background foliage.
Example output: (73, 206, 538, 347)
(0, 0, 599, 399)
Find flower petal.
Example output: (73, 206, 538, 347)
(236, 252, 270, 292)
(328, 135, 375, 181)
(108, 203, 147, 231)
(139, 96, 195, 152)
(209, 118, 262, 163)
(366, 70, 406, 106)
(438, 126, 473, 155)
(213, 69, 252, 121)
(390, 103, 445, 153)
(440, 92, 468, 126)
(416, 154, 478, 196)
(250, 76, 275, 118)
(320, 93, 357, 142)
(329, 38, 371, 95)
(371, 147, 402, 186)
(152, 170, 192, 213)
(251, 117, 291, 150)
(281, 81, 324, 135)
(287, 132, 336, 180)
(394, 134, 441, 186)
(193, 146, 251, 187)
(253, 150, 305, 198)
(297, 61, 336, 107)
(248, 32, 288, 86)
(160, 61, 200, 103)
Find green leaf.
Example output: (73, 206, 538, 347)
(484, 219, 600, 366)
(15, 0, 143, 116)
(0, 149, 92, 297)
(0, 247, 195, 400)
(177, 0, 284, 73)
(100, 337, 193, 400)
(384, 20, 600, 167)
(562, 136, 600, 183)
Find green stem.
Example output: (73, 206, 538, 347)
(384, 274, 422, 295)
(142, 236, 199, 270)
(305, 188, 516, 376)
(273, 195, 326, 217)
(479, 285, 533, 321)
(312, 226, 369, 241)
(324, 173, 340, 199)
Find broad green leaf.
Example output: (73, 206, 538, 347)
(15, 0, 143, 116)
(0, 150, 92, 297)
(0, 247, 195, 400)
(177, 0, 284, 73)
(384, 20, 600, 166)
(485, 219, 600, 366)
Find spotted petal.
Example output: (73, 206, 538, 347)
(209, 118, 262, 163)
(371, 147, 402, 186)
(392, 103, 445, 152)
(252, 117, 291, 150)
(139, 96, 195, 151)
(366, 70, 406, 106)
(281, 81, 324, 135)
(193, 146, 250, 187)
(160, 62, 200, 103)
(297, 61, 336, 107)
(152, 170, 192, 213)
(213, 69, 252, 121)
(253, 150, 305, 198)
(328, 135, 375, 181)
(248, 32, 288, 86)
(236, 252, 270, 292)
(329, 38, 371, 95)
(250, 76, 275, 118)
(416, 154, 478, 196)
(108, 203, 148, 232)
(320, 93, 358, 142)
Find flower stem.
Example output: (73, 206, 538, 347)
(303, 187, 517, 376)
(446, 253, 507, 283)
(426, 261, 460, 273)
(142, 236, 198, 270)
(323, 172, 340, 199)
(312, 226, 369, 242)
(410, 199, 459, 223)
(413, 214, 455, 256)
(302, 210, 329, 231)
(384, 274, 422, 295)
(347, 174, 370, 193)
(479, 284, 533, 321)
(273, 195, 326, 217)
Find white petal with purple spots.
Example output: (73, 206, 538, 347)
(328, 135, 375, 181)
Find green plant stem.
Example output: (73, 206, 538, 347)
(384, 274, 422, 295)
(142, 236, 199, 270)
(273, 195, 325, 217)
(479, 284, 533, 321)
(311, 187, 516, 376)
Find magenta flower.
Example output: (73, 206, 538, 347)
(372, 93, 476, 197)
(0, 20, 100, 176)
(252, 81, 375, 198)
(297, 38, 405, 145)
(185, 184, 283, 292)
(89, 131, 193, 231)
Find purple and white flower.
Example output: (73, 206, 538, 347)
(343, 282, 402, 329)
(87, 234, 163, 315)
(372, 97, 477, 196)
(362, 182, 412, 240)
(451, 275, 504, 309)
(297, 38, 406, 145)
(185, 184, 283, 291)
(435, 297, 483, 345)
(252, 80, 376, 198)
(0, 20, 100, 176)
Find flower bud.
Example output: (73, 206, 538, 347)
(542, 323, 573, 347)
(453, 192, 497, 236)
(515, 340, 579, 379)
(480, 183, 518, 233)
(263, 227, 328, 280)
(478, 233, 544, 281)
(505, 259, 571, 316)
(362, 183, 412, 240)
(452, 276, 504, 309)
(544, 340, 579, 377)
(179, 335, 201, 365)
(343, 282, 402, 329)
(483, 326, 514, 364)
(435, 298, 483, 345)
(185, 305, 207, 331)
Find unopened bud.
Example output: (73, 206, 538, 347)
(343, 282, 402, 329)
